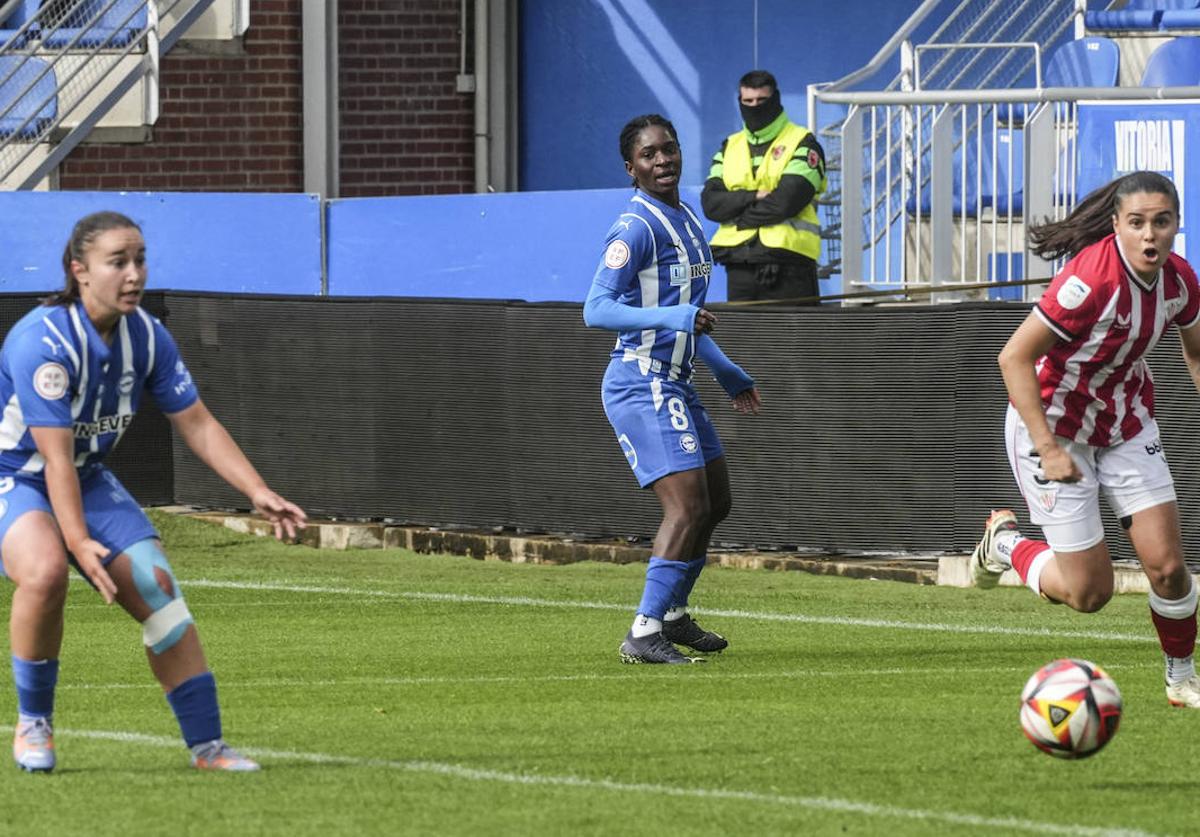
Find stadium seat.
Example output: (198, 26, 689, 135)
(0, 54, 56, 138)
(906, 126, 1025, 217)
(1160, 1, 1200, 29)
(0, 0, 41, 49)
(996, 37, 1120, 125)
(1140, 36, 1200, 85)
(1085, 0, 1163, 31)
(40, 0, 148, 49)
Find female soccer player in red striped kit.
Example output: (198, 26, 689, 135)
(971, 171, 1200, 707)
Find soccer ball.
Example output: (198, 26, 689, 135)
(1019, 658, 1122, 759)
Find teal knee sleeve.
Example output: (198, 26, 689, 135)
(126, 540, 193, 655)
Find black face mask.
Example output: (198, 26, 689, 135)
(739, 88, 783, 133)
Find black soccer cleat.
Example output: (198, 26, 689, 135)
(618, 631, 704, 664)
(662, 613, 728, 653)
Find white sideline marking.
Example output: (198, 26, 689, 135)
(35, 726, 1170, 837)
(58, 662, 1162, 693)
(176, 577, 1156, 644)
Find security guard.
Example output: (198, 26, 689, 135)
(701, 70, 827, 303)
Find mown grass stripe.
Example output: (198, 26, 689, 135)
(32, 726, 1168, 837)
(175, 578, 1155, 644)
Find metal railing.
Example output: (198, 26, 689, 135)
(0, 0, 216, 189)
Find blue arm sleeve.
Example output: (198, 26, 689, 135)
(695, 333, 754, 398)
(583, 280, 699, 334)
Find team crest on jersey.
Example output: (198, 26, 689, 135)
(33, 362, 68, 400)
(605, 240, 630, 269)
(679, 433, 698, 454)
(618, 433, 638, 469)
(119, 371, 136, 395)
(1036, 488, 1058, 512)
(772, 144, 785, 160)
(1057, 275, 1091, 310)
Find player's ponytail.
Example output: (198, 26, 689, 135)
(1028, 171, 1179, 262)
(45, 211, 142, 307)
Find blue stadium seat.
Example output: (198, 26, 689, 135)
(40, 0, 148, 49)
(907, 127, 1025, 217)
(996, 37, 1120, 125)
(1141, 36, 1200, 85)
(1086, 0, 1163, 31)
(0, 54, 57, 138)
(0, 0, 41, 49)
(1160, 0, 1200, 29)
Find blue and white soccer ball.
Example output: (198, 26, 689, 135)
(1019, 658, 1122, 759)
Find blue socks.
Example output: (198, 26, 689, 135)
(671, 556, 707, 610)
(637, 557, 689, 619)
(12, 656, 58, 719)
(166, 671, 222, 748)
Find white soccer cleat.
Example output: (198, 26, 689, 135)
(1166, 675, 1200, 708)
(13, 716, 55, 773)
(190, 739, 260, 772)
(970, 509, 1019, 589)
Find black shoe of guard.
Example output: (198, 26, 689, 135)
(662, 613, 728, 653)
(618, 631, 703, 664)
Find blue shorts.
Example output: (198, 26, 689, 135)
(601, 358, 723, 488)
(0, 466, 158, 578)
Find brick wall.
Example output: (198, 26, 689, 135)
(338, 0, 475, 196)
(58, 0, 475, 195)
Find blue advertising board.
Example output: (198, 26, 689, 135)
(1078, 101, 1197, 260)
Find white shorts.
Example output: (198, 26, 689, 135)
(1005, 404, 1176, 552)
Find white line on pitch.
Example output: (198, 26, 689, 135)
(32, 726, 1168, 837)
(172, 577, 1155, 644)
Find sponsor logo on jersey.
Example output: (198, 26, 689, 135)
(605, 240, 630, 269)
(679, 432, 698, 454)
(669, 262, 713, 285)
(73, 413, 134, 439)
(33, 362, 69, 400)
(1057, 275, 1091, 310)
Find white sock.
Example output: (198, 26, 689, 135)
(630, 614, 662, 638)
(1166, 655, 1196, 686)
(993, 529, 1023, 567)
(663, 607, 686, 622)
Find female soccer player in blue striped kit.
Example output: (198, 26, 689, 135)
(584, 115, 762, 664)
(0, 211, 307, 772)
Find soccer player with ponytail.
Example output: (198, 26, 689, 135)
(972, 171, 1200, 706)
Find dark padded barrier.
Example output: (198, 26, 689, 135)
(159, 294, 1200, 559)
(0, 292, 173, 505)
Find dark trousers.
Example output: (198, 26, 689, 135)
(725, 261, 819, 304)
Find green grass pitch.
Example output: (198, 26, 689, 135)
(0, 511, 1194, 836)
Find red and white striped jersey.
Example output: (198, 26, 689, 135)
(1033, 233, 1200, 447)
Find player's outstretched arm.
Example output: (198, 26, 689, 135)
(167, 400, 308, 541)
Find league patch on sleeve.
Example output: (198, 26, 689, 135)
(807, 149, 821, 170)
(33, 362, 68, 400)
(605, 240, 630, 269)
(1056, 275, 1091, 310)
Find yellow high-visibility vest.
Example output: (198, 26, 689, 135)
(710, 122, 823, 259)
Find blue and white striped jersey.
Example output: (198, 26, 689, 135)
(0, 302, 198, 481)
(592, 190, 713, 381)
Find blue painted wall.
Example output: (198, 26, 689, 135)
(327, 186, 718, 301)
(0, 191, 322, 295)
(518, 0, 922, 192)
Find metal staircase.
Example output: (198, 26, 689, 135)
(0, 0, 231, 189)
